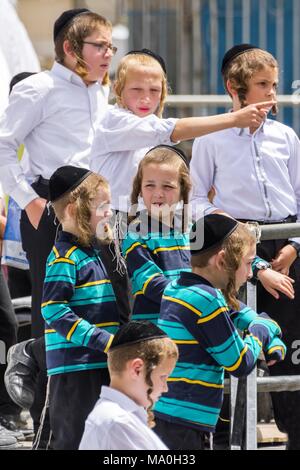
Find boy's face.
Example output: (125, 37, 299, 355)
(149, 356, 177, 404)
(90, 186, 112, 237)
(81, 27, 113, 84)
(135, 357, 176, 408)
(141, 163, 181, 219)
(245, 66, 278, 106)
(120, 65, 163, 117)
(235, 242, 256, 291)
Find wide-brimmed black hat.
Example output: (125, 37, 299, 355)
(109, 320, 167, 351)
(48, 165, 91, 202)
(126, 48, 167, 74)
(190, 214, 238, 255)
(221, 43, 260, 75)
(53, 8, 90, 41)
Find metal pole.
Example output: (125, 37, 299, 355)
(245, 282, 257, 450)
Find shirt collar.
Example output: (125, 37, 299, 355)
(100, 386, 148, 423)
(227, 107, 267, 137)
(51, 61, 98, 88)
(232, 119, 266, 137)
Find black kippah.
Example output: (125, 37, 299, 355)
(126, 48, 167, 74)
(9, 72, 36, 95)
(109, 320, 167, 351)
(221, 43, 260, 75)
(48, 165, 92, 202)
(53, 8, 90, 41)
(146, 144, 189, 167)
(190, 214, 238, 255)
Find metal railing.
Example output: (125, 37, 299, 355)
(227, 222, 300, 450)
(166, 95, 300, 108)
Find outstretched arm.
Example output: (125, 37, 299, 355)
(171, 101, 275, 142)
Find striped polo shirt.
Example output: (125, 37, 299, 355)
(42, 231, 120, 376)
(154, 271, 282, 432)
(122, 215, 191, 324)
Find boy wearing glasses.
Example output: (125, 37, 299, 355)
(0, 8, 117, 447)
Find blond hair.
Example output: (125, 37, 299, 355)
(114, 53, 169, 117)
(54, 12, 112, 85)
(223, 48, 278, 113)
(108, 337, 178, 428)
(191, 223, 256, 310)
(130, 146, 191, 230)
(222, 223, 256, 310)
(52, 173, 111, 247)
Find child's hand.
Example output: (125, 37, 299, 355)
(265, 336, 286, 366)
(257, 268, 295, 299)
(271, 245, 298, 276)
(25, 198, 47, 229)
(234, 100, 276, 128)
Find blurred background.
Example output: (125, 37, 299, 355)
(1, 0, 300, 133)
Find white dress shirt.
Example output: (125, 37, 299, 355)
(0, 62, 109, 209)
(190, 120, 300, 243)
(90, 105, 177, 212)
(79, 386, 168, 450)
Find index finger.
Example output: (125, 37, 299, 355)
(255, 100, 277, 109)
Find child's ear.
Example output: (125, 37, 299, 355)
(226, 79, 237, 97)
(63, 39, 76, 59)
(216, 249, 226, 270)
(130, 358, 144, 378)
(65, 202, 76, 219)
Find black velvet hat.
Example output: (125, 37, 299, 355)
(109, 321, 167, 351)
(146, 144, 189, 167)
(190, 214, 238, 255)
(221, 43, 260, 75)
(9, 72, 37, 95)
(53, 8, 90, 41)
(126, 48, 167, 74)
(48, 165, 92, 202)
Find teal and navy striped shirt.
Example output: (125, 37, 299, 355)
(122, 216, 191, 324)
(122, 215, 268, 326)
(42, 231, 120, 376)
(155, 271, 283, 432)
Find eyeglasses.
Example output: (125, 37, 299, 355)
(82, 41, 118, 55)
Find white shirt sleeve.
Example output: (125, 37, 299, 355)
(0, 81, 46, 208)
(93, 107, 178, 154)
(190, 136, 219, 219)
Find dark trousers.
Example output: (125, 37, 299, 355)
(154, 417, 206, 450)
(20, 179, 57, 339)
(49, 368, 110, 450)
(19, 178, 57, 445)
(7, 266, 31, 299)
(256, 238, 300, 449)
(0, 267, 21, 416)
